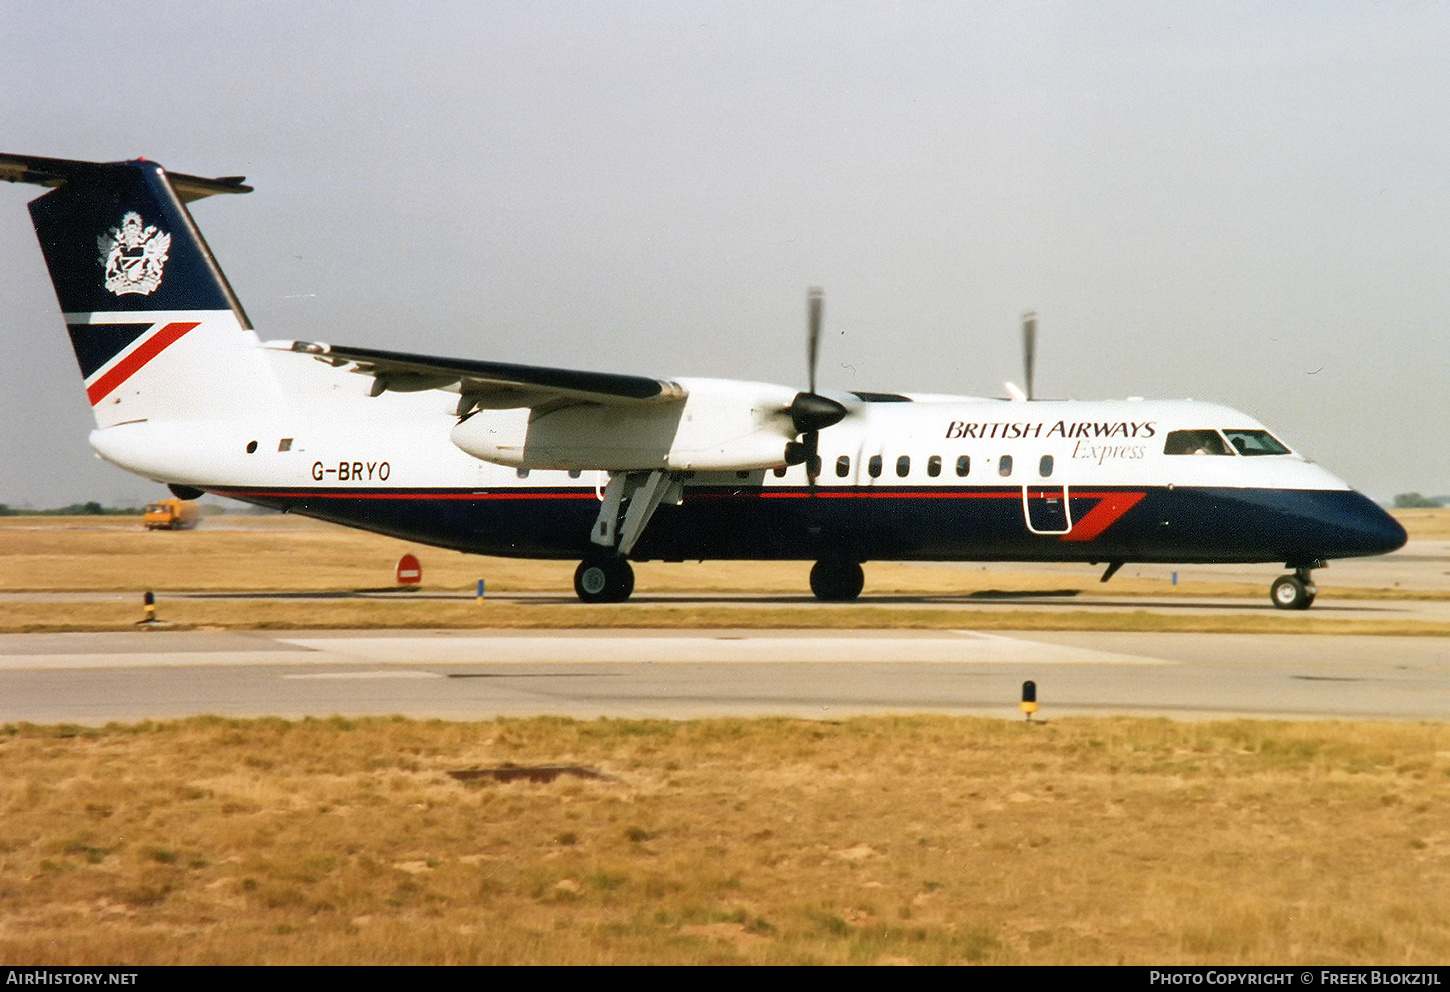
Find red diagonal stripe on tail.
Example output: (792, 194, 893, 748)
(86, 321, 200, 405)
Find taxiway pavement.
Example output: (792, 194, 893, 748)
(1, 628, 1447, 724)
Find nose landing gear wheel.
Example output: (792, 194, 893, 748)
(574, 557, 635, 603)
(810, 559, 864, 601)
(1270, 574, 1315, 610)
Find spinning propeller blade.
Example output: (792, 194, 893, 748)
(807, 287, 823, 396)
(784, 287, 845, 482)
(1022, 310, 1037, 401)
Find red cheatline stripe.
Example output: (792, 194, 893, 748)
(213, 490, 600, 501)
(754, 488, 1138, 502)
(757, 489, 1021, 500)
(210, 488, 1144, 541)
(214, 487, 1147, 502)
(86, 321, 200, 405)
(210, 485, 1148, 544)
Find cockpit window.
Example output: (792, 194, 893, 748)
(1223, 429, 1291, 456)
(1163, 429, 1232, 456)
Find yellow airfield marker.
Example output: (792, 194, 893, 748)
(138, 590, 158, 626)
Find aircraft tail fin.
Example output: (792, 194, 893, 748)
(3, 153, 281, 428)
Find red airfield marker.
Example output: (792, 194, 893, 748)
(396, 553, 422, 586)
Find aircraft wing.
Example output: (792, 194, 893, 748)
(267, 340, 687, 413)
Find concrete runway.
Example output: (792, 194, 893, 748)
(2, 627, 1448, 724)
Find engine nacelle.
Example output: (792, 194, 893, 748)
(449, 378, 804, 471)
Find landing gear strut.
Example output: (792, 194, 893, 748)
(1270, 565, 1318, 611)
(574, 557, 635, 603)
(810, 559, 864, 602)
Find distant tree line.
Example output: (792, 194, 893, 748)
(1393, 493, 1445, 509)
(0, 502, 143, 516)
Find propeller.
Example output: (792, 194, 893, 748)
(1004, 310, 1038, 401)
(784, 287, 846, 474)
(1021, 310, 1037, 401)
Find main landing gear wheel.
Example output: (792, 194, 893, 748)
(1270, 573, 1316, 611)
(574, 557, 635, 603)
(810, 559, 864, 602)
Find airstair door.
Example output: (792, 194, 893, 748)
(1023, 485, 1072, 535)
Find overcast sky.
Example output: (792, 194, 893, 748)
(2, 1, 1447, 506)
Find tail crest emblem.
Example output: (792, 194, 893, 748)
(98, 212, 170, 296)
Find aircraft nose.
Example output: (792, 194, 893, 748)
(1316, 491, 1407, 558)
(1355, 500, 1408, 556)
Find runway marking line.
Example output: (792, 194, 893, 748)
(281, 670, 443, 680)
(276, 633, 1176, 667)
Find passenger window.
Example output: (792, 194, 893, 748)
(1039, 455, 1053, 477)
(998, 455, 1013, 477)
(868, 455, 882, 478)
(836, 455, 850, 478)
(955, 455, 970, 477)
(568, 469, 581, 479)
(737, 470, 749, 479)
(927, 455, 941, 478)
(1223, 429, 1291, 456)
(1163, 430, 1232, 455)
(773, 466, 787, 478)
(517, 468, 530, 478)
(896, 455, 911, 478)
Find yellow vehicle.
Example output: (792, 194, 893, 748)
(143, 498, 200, 531)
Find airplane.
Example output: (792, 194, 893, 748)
(1, 153, 1407, 610)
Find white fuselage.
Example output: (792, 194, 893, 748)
(88, 352, 1352, 499)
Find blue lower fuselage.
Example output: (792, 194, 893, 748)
(210, 483, 1405, 568)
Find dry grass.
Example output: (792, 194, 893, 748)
(1393, 508, 1450, 541)
(0, 515, 564, 594)
(1, 715, 1448, 965)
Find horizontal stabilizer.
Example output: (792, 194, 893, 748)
(266, 340, 687, 413)
(0, 153, 251, 203)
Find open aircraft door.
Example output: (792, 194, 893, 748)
(1022, 455, 1072, 535)
(1023, 485, 1071, 534)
